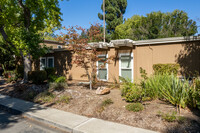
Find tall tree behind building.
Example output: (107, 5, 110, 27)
(115, 10, 197, 40)
(98, 0, 127, 34)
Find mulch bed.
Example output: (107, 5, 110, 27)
(0, 79, 200, 133)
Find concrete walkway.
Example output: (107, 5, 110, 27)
(0, 94, 158, 133)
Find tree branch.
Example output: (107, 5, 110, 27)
(18, 0, 31, 29)
(0, 5, 16, 50)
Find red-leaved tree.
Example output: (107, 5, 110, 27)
(57, 23, 107, 90)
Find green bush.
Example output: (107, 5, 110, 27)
(48, 75, 58, 82)
(124, 87, 142, 102)
(56, 95, 71, 104)
(153, 63, 180, 75)
(34, 91, 55, 103)
(28, 70, 47, 84)
(45, 67, 56, 78)
(158, 111, 177, 122)
(120, 77, 134, 97)
(140, 67, 148, 80)
(120, 77, 142, 102)
(49, 82, 68, 90)
(4, 71, 17, 82)
(142, 97, 152, 102)
(187, 79, 200, 110)
(158, 111, 186, 123)
(126, 103, 144, 112)
(55, 76, 66, 83)
(101, 98, 113, 107)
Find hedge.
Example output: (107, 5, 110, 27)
(28, 70, 47, 84)
(44, 67, 56, 78)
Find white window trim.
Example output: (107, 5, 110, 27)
(40, 57, 46, 70)
(119, 53, 134, 82)
(47, 57, 54, 68)
(96, 54, 108, 81)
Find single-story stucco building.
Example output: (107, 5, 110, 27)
(33, 36, 200, 82)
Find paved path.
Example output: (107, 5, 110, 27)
(0, 109, 67, 133)
(0, 94, 158, 133)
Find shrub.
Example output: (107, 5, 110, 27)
(120, 77, 134, 97)
(158, 111, 177, 122)
(157, 111, 185, 122)
(125, 87, 143, 102)
(34, 91, 55, 103)
(101, 98, 113, 107)
(120, 77, 142, 102)
(44, 67, 56, 78)
(4, 71, 17, 83)
(49, 82, 68, 90)
(153, 63, 180, 75)
(140, 67, 148, 80)
(97, 98, 114, 113)
(142, 97, 152, 102)
(28, 70, 47, 84)
(187, 79, 200, 110)
(126, 103, 144, 112)
(48, 75, 58, 83)
(56, 95, 72, 104)
(55, 76, 66, 83)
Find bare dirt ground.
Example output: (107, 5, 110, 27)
(0, 78, 200, 133)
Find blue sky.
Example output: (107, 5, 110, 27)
(57, 0, 200, 34)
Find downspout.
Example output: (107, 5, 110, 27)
(149, 44, 153, 75)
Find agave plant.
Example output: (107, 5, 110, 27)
(143, 73, 172, 99)
(159, 75, 189, 114)
(143, 73, 190, 114)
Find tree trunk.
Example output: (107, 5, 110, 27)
(83, 63, 93, 90)
(2, 64, 6, 74)
(18, 0, 32, 83)
(89, 79, 92, 90)
(22, 53, 31, 83)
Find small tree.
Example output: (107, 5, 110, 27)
(58, 24, 107, 90)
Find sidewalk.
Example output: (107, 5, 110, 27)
(0, 94, 158, 133)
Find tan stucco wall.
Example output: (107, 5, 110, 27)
(135, 41, 200, 79)
(33, 40, 200, 82)
(135, 43, 183, 78)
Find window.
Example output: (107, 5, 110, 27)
(57, 45, 62, 49)
(47, 57, 54, 68)
(40, 57, 46, 70)
(119, 53, 133, 81)
(97, 54, 108, 81)
(40, 57, 54, 70)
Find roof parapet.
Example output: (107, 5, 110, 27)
(88, 42, 109, 49)
(110, 39, 135, 48)
(135, 36, 200, 45)
(82, 36, 200, 49)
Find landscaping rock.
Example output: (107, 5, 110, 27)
(96, 87, 110, 95)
